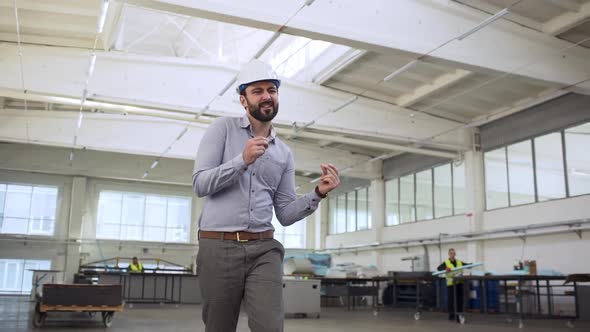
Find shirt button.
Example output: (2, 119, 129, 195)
(252, 190, 255, 193)
(250, 208, 253, 211)
(253, 173, 256, 176)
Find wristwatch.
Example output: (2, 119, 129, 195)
(314, 186, 328, 199)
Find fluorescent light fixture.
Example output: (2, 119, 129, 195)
(331, 96, 358, 113)
(383, 60, 418, 82)
(572, 168, 590, 177)
(76, 112, 84, 129)
(150, 160, 159, 169)
(457, 8, 509, 41)
(305, 0, 315, 6)
(142, 171, 149, 179)
(176, 127, 188, 140)
(80, 89, 88, 106)
(88, 53, 97, 78)
(97, 0, 110, 34)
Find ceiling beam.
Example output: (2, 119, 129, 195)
(0, 43, 470, 150)
(0, 0, 99, 17)
(128, 0, 590, 91)
(452, 0, 543, 31)
(543, 1, 590, 35)
(101, 0, 125, 51)
(396, 69, 473, 107)
(0, 87, 467, 160)
(544, 0, 581, 13)
(312, 49, 367, 85)
(0, 32, 95, 48)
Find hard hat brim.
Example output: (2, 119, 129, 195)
(237, 79, 281, 94)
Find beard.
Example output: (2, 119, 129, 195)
(246, 97, 279, 122)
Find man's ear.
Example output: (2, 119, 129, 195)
(239, 95, 248, 110)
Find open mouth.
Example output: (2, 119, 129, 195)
(260, 102, 274, 109)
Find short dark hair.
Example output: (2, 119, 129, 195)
(448, 248, 455, 252)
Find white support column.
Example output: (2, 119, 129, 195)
(370, 178, 385, 269)
(464, 147, 485, 264)
(63, 177, 87, 283)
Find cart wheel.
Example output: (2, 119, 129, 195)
(414, 312, 421, 321)
(373, 309, 379, 317)
(88, 312, 97, 318)
(128, 303, 134, 309)
(102, 312, 114, 328)
(518, 319, 524, 329)
(566, 320, 575, 329)
(32, 311, 46, 328)
(459, 314, 466, 325)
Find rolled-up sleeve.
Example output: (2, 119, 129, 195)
(192, 119, 248, 197)
(273, 152, 322, 226)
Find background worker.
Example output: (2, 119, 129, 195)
(437, 248, 471, 322)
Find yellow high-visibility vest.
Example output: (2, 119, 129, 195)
(129, 262, 143, 272)
(445, 259, 463, 286)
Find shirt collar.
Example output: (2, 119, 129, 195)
(240, 115, 276, 143)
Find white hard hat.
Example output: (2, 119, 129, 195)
(235, 59, 281, 94)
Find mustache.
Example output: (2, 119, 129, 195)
(259, 101, 274, 107)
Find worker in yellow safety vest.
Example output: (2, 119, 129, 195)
(129, 257, 144, 273)
(437, 248, 471, 322)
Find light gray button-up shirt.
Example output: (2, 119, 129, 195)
(192, 115, 321, 232)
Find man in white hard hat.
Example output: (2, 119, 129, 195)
(193, 59, 340, 332)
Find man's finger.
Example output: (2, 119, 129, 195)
(327, 164, 339, 176)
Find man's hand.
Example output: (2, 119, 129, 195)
(243, 137, 269, 165)
(317, 164, 340, 196)
(446, 267, 452, 273)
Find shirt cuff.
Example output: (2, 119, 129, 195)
(231, 153, 248, 175)
(305, 191, 321, 211)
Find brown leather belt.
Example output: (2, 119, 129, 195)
(199, 230, 273, 242)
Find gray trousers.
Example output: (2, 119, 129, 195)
(197, 238, 285, 332)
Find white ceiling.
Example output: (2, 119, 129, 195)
(0, 0, 589, 181)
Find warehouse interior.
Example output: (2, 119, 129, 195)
(1, 0, 590, 331)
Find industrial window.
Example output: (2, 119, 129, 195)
(507, 140, 535, 206)
(272, 215, 306, 249)
(434, 164, 452, 218)
(535, 133, 566, 201)
(565, 123, 590, 197)
(416, 169, 433, 221)
(385, 178, 400, 226)
(483, 121, 590, 210)
(385, 161, 466, 226)
(0, 183, 58, 236)
(329, 187, 371, 234)
(400, 174, 416, 224)
(96, 191, 191, 243)
(0, 259, 51, 295)
(485, 147, 509, 209)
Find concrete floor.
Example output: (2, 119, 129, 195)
(1, 296, 587, 331)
